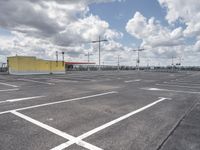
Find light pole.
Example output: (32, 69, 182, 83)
(85, 52, 93, 63)
(146, 58, 150, 70)
(85, 52, 93, 71)
(133, 47, 145, 71)
(117, 55, 120, 71)
(62, 52, 65, 67)
(171, 56, 176, 72)
(56, 51, 58, 67)
(91, 36, 108, 71)
(178, 56, 184, 71)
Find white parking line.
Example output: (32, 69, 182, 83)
(0, 91, 118, 115)
(170, 80, 200, 83)
(32, 78, 52, 80)
(11, 111, 102, 150)
(156, 84, 200, 89)
(0, 96, 45, 104)
(50, 79, 78, 83)
(0, 82, 18, 88)
(17, 79, 54, 85)
(51, 97, 171, 150)
(124, 79, 141, 83)
(0, 88, 19, 92)
(142, 87, 200, 94)
(164, 81, 200, 86)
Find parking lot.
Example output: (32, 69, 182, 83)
(0, 71, 200, 150)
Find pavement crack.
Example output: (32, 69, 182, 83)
(156, 100, 199, 150)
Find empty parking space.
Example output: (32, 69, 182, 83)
(0, 71, 199, 150)
(15, 95, 167, 137)
(161, 103, 200, 150)
(0, 81, 19, 92)
(0, 82, 19, 88)
(79, 99, 190, 150)
(0, 113, 66, 150)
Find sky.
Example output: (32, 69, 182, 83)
(0, 0, 200, 66)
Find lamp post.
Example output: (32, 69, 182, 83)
(91, 36, 108, 71)
(178, 56, 184, 71)
(62, 52, 65, 66)
(85, 52, 93, 63)
(171, 56, 176, 72)
(85, 52, 93, 71)
(118, 55, 120, 71)
(133, 47, 145, 71)
(56, 51, 58, 67)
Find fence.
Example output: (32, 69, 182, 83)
(0, 63, 8, 73)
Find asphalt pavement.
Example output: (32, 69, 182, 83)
(0, 70, 199, 150)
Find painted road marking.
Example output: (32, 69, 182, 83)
(54, 77, 92, 81)
(142, 87, 200, 94)
(0, 96, 45, 104)
(0, 88, 19, 92)
(32, 78, 51, 80)
(0, 91, 118, 115)
(11, 111, 102, 150)
(0, 82, 18, 88)
(51, 97, 171, 150)
(164, 81, 200, 86)
(156, 84, 200, 89)
(50, 79, 78, 83)
(17, 79, 54, 85)
(124, 79, 141, 83)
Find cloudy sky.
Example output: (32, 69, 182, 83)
(0, 0, 200, 66)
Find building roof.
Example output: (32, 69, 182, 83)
(65, 62, 95, 65)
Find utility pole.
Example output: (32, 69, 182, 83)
(117, 55, 120, 71)
(91, 36, 108, 71)
(56, 51, 58, 67)
(85, 52, 93, 71)
(178, 56, 184, 71)
(146, 58, 150, 70)
(85, 52, 93, 63)
(62, 52, 65, 66)
(178, 56, 184, 66)
(133, 47, 145, 71)
(171, 56, 176, 72)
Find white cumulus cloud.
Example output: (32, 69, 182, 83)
(126, 11, 184, 48)
(0, 0, 124, 64)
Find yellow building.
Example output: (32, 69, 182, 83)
(7, 56, 65, 75)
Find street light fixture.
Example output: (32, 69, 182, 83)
(62, 52, 65, 66)
(117, 55, 120, 71)
(85, 52, 93, 63)
(56, 51, 58, 66)
(55, 51, 65, 67)
(91, 36, 108, 71)
(85, 52, 93, 71)
(171, 56, 177, 72)
(133, 47, 145, 71)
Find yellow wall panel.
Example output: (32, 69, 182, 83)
(8, 56, 65, 75)
(8, 57, 19, 72)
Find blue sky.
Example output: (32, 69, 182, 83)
(89, 0, 167, 46)
(0, 0, 170, 45)
(0, 0, 200, 66)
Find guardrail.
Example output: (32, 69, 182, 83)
(0, 67, 8, 74)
